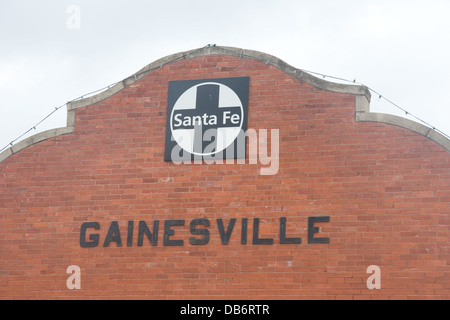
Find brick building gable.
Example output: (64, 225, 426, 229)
(1, 46, 448, 299)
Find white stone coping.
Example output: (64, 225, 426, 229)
(1, 46, 448, 164)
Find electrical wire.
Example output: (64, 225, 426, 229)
(1, 45, 449, 153)
(300, 69, 450, 140)
(0, 46, 209, 153)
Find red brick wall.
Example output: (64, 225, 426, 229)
(1, 52, 449, 300)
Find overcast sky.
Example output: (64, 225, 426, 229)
(1, 0, 450, 151)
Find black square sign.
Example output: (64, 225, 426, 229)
(164, 77, 250, 162)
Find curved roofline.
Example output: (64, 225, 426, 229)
(1, 45, 449, 164)
(66, 45, 372, 110)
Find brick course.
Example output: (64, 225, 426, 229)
(0, 48, 449, 300)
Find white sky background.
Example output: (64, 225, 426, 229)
(1, 0, 450, 151)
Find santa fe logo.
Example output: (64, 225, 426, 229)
(164, 77, 250, 162)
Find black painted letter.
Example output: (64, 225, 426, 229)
(308, 216, 330, 244)
(138, 221, 159, 246)
(280, 217, 301, 244)
(190, 219, 210, 245)
(103, 221, 122, 247)
(217, 219, 236, 245)
(252, 218, 274, 245)
(80, 222, 100, 248)
(164, 220, 185, 246)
